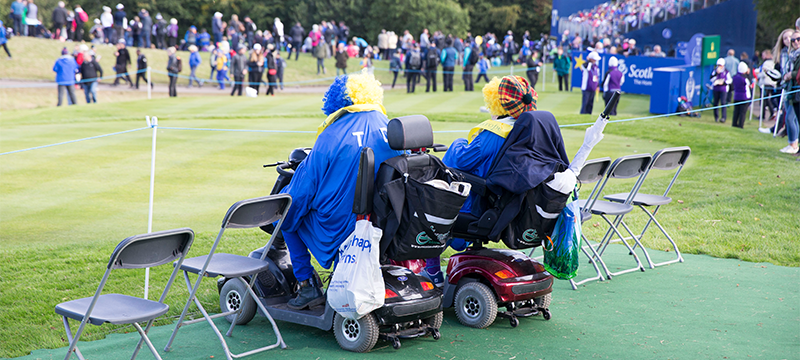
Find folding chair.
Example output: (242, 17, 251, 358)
(55, 228, 195, 360)
(568, 157, 613, 290)
(578, 154, 652, 279)
(165, 194, 291, 360)
(603, 146, 691, 268)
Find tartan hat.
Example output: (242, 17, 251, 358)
(498, 75, 538, 119)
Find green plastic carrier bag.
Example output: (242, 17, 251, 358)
(543, 191, 582, 280)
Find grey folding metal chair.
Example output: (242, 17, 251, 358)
(55, 228, 195, 360)
(568, 157, 613, 290)
(603, 147, 691, 268)
(577, 154, 652, 279)
(165, 194, 291, 360)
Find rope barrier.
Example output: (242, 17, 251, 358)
(2, 88, 797, 156)
(0, 69, 148, 89)
(0, 127, 149, 156)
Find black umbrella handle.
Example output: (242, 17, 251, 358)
(600, 91, 621, 120)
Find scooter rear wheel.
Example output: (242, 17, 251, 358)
(333, 313, 379, 353)
(220, 278, 257, 325)
(454, 282, 497, 329)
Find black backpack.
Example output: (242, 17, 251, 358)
(426, 49, 439, 68)
(409, 51, 421, 69)
(373, 154, 467, 262)
(468, 49, 479, 65)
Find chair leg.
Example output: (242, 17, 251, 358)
(569, 238, 607, 289)
(132, 322, 162, 360)
(640, 205, 684, 267)
(618, 218, 655, 269)
(62, 317, 86, 360)
(598, 214, 645, 277)
(164, 270, 203, 352)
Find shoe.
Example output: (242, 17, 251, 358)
(758, 127, 772, 134)
(420, 268, 445, 288)
(780, 145, 799, 154)
(287, 278, 325, 310)
(720, 118, 726, 123)
(714, 118, 719, 122)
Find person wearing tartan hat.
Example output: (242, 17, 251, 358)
(498, 75, 538, 119)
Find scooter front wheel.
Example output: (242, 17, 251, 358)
(220, 278, 257, 325)
(333, 313, 379, 353)
(454, 282, 498, 329)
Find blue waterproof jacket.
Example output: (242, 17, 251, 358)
(53, 55, 79, 85)
(443, 122, 509, 216)
(189, 52, 201, 68)
(441, 47, 457, 68)
(280, 110, 403, 269)
(0, 21, 6, 45)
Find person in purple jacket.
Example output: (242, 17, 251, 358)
(580, 51, 601, 114)
(710, 58, 733, 123)
(53, 47, 79, 106)
(731, 62, 752, 129)
(602, 56, 625, 116)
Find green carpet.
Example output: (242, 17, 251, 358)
(14, 247, 799, 360)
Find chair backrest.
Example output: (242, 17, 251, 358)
(640, 146, 691, 197)
(577, 157, 612, 184)
(109, 228, 195, 270)
(221, 194, 292, 229)
(584, 153, 652, 210)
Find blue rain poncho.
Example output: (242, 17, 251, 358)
(280, 109, 402, 271)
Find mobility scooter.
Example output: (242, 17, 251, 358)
(215, 117, 454, 352)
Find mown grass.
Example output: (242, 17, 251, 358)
(1, 48, 799, 357)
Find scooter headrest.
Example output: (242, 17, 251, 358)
(387, 115, 434, 150)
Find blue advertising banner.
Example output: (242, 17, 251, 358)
(570, 51, 685, 95)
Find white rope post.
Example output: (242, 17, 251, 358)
(749, 84, 755, 123)
(758, 85, 765, 129)
(147, 66, 151, 100)
(542, 62, 546, 92)
(144, 116, 158, 299)
(773, 89, 785, 137)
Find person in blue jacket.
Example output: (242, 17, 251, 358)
(0, 20, 10, 59)
(53, 47, 79, 106)
(441, 38, 457, 92)
(187, 44, 203, 87)
(280, 70, 403, 310)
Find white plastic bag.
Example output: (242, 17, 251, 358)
(245, 87, 258, 98)
(327, 219, 385, 319)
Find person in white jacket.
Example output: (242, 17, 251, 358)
(100, 6, 113, 44)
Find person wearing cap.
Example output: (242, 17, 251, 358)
(248, 43, 265, 94)
(230, 45, 248, 96)
(212, 12, 223, 45)
(184, 25, 198, 50)
(79, 45, 102, 103)
(731, 62, 752, 129)
(187, 44, 203, 87)
(90, 19, 104, 44)
(710, 57, 733, 123)
(112, 4, 125, 45)
(113, 39, 132, 87)
(626, 39, 639, 56)
(279, 72, 403, 309)
(53, 47, 79, 106)
(602, 56, 625, 116)
(167, 18, 179, 48)
(580, 51, 601, 114)
(101, 6, 113, 44)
